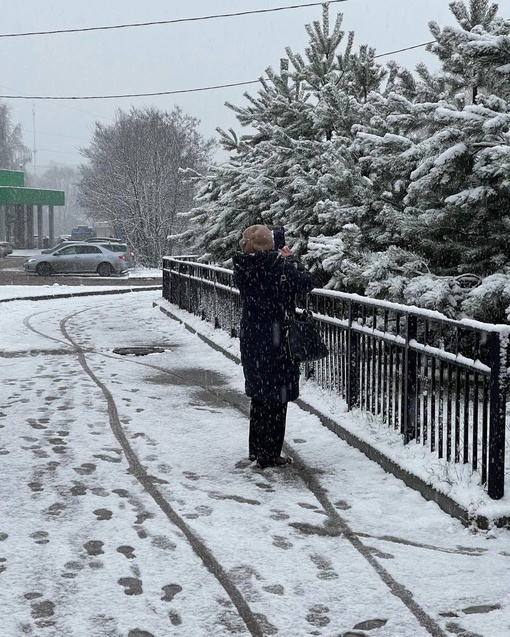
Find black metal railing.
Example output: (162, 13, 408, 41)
(162, 257, 508, 499)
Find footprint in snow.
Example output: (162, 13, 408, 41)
(30, 530, 49, 545)
(117, 545, 136, 559)
(93, 508, 113, 521)
(118, 577, 143, 596)
(83, 540, 104, 556)
(161, 584, 182, 602)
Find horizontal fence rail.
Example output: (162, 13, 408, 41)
(162, 257, 509, 500)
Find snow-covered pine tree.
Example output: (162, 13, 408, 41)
(457, 6, 510, 101)
(181, 1, 510, 322)
(306, 75, 443, 297)
(311, 0, 510, 320)
(178, 6, 388, 266)
(397, 1, 510, 320)
(177, 59, 312, 264)
(402, 99, 510, 274)
(428, 0, 502, 103)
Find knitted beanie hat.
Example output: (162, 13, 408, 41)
(239, 225, 274, 254)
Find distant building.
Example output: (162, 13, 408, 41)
(0, 169, 65, 248)
(93, 221, 115, 238)
(70, 225, 95, 241)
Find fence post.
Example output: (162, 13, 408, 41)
(162, 257, 169, 301)
(346, 301, 359, 409)
(178, 261, 183, 309)
(488, 331, 506, 499)
(403, 314, 418, 444)
(186, 263, 192, 313)
(213, 270, 220, 329)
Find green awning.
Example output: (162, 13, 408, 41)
(0, 186, 65, 206)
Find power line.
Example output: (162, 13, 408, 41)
(0, 83, 112, 120)
(375, 41, 434, 58)
(37, 148, 83, 155)
(0, 37, 436, 101)
(0, 80, 261, 100)
(0, 1, 348, 38)
(27, 129, 89, 141)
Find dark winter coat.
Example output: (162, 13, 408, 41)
(233, 250, 315, 403)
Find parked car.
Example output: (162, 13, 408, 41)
(23, 242, 131, 277)
(40, 240, 135, 267)
(0, 242, 13, 258)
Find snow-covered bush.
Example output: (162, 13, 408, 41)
(461, 271, 510, 322)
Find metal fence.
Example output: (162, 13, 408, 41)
(162, 257, 509, 500)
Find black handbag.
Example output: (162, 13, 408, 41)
(285, 309, 329, 363)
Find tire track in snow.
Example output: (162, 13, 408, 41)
(23, 309, 76, 347)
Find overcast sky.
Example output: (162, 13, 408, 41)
(2, 0, 510, 173)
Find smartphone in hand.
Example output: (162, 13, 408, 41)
(273, 226, 285, 250)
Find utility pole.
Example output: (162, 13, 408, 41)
(32, 105, 37, 178)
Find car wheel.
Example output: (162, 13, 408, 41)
(97, 262, 113, 277)
(35, 262, 53, 276)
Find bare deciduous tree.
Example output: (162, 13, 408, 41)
(77, 106, 215, 266)
(0, 102, 31, 170)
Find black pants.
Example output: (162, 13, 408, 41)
(249, 397, 288, 462)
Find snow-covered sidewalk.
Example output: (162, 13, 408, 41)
(1, 289, 509, 637)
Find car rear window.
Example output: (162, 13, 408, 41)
(101, 244, 127, 252)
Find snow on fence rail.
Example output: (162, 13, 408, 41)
(162, 257, 508, 500)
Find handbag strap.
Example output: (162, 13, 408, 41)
(278, 258, 311, 321)
(276, 258, 292, 321)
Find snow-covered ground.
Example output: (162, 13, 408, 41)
(1, 288, 509, 637)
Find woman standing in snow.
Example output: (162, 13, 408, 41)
(233, 225, 315, 468)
